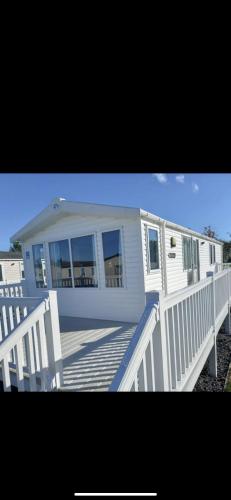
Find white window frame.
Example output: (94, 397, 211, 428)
(32, 242, 48, 289)
(101, 226, 126, 289)
(69, 232, 99, 290)
(182, 235, 193, 271)
(46, 232, 100, 290)
(146, 225, 160, 274)
(209, 243, 216, 265)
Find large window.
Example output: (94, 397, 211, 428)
(148, 228, 159, 271)
(210, 244, 216, 264)
(102, 229, 123, 287)
(49, 239, 72, 288)
(0, 264, 3, 282)
(71, 234, 97, 287)
(183, 236, 192, 270)
(32, 244, 47, 288)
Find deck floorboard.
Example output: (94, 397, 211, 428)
(59, 316, 137, 392)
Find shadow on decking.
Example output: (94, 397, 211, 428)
(59, 316, 137, 392)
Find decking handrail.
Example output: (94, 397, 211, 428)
(109, 268, 231, 391)
(0, 291, 63, 391)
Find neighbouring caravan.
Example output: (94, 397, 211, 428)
(0, 251, 24, 285)
(11, 198, 223, 323)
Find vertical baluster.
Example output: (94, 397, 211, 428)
(25, 328, 37, 391)
(173, 305, 181, 382)
(0, 307, 2, 342)
(198, 289, 202, 346)
(143, 353, 148, 391)
(134, 373, 138, 391)
(164, 310, 172, 390)
(196, 291, 201, 351)
(33, 323, 41, 373)
(15, 306, 21, 325)
(189, 295, 195, 357)
(37, 316, 49, 391)
(178, 302, 185, 374)
(149, 334, 156, 391)
(182, 300, 189, 369)
(14, 340, 25, 391)
(168, 307, 177, 388)
(2, 305, 8, 339)
(2, 356, 11, 391)
(205, 285, 209, 338)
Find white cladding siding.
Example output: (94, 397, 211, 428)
(0, 260, 22, 283)
(141, 220, 162, 292)
(199, 240, 222, 279)
(22, 214, 145, 323)
(165, 230, 223, 293)
(141, 217, 223, 295)
(165, 227, 188, 294)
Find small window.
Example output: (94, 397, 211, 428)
(102, 229, 123, 287)
(209, 244, 216, 265)
(49, 239, 72, 288)
(0, 264, 3, 282)
(183, 236, 192, 270)
(32, 244, 47, 288)
(71, 234, 98, 288)
(148, 228, 159, 271)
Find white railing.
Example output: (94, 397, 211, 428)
(0, 291, 63, 392)
(109, 268, 231, 392)
(0, 281, 27, 298)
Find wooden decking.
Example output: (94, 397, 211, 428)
(59, 316, 137, 392)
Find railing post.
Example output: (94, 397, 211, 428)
(207, 272, 216, 332)
(43, 291, 63, 390)
(158, 291, 171, 391)
(223, 269, 231, 335)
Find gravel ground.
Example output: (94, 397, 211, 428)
(194, 332, 231, 392)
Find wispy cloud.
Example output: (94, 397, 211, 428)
(152, 173, 168, 184)
(192, 182, 199, 193)
(175, 174, 185, 184)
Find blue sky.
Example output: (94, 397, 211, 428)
(0, 173, 231, 249)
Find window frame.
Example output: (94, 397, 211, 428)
(209, 243, 216, 265)
(146, 225, 160, 274)
(69, 232, 99, 289)
(182, 235, 193, 271)
(101, 226, 126, 289)
(32, 243, 48, 289)
(48, 238, 73, 289)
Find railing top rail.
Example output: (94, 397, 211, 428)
(163, 268, 231, 310)
(0, 298, 46, 360)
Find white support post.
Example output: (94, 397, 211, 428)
(208, 337, 217, 377)
(158, 291, 171, 391)
(207, 272, 216, 332)
(43, 291, 63, 390)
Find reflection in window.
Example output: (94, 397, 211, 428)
(148, 228, 159, 270)
(71, 235, 97, 287)
(102, 230, 123, 287)
(0, 264, 3, 282)
(49, 239, 72, 288)
(32, 244, 47, 288)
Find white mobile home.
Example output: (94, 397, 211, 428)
(0, 251, 24, 285)
(10, 197, 223, 323)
